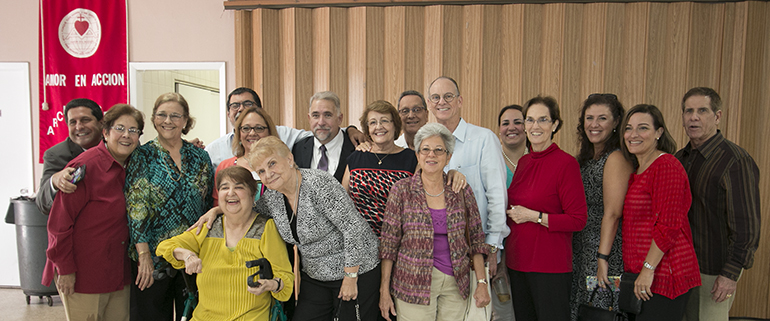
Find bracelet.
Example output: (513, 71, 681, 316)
(185, 253, 196, 261)
(137, 250, 149, 256)
(643, 261, 656, 271)
(271, 278, 283, 292)
(596, 252, 610, 261)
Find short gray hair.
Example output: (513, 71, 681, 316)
(308, 91, 341, 114)
(413, 123, 455, 154)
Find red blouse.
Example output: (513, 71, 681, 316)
(622, 154, 701, 299)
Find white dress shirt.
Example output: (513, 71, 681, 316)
(311, 128, 345, 175)
(394, 134, 409, 149)
(444, 118, 510, 249)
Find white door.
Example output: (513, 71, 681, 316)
(0, 62, 34, 286)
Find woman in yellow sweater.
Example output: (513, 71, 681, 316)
(157, 166, 293, 320)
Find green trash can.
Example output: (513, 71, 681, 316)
(5, 197, 57, 306)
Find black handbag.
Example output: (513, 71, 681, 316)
(577, 285, 624, 321)
(619, 272, 643, 314)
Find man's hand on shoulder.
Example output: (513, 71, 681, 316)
(51, 167, 77, 194)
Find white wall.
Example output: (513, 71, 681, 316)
(0, 0, 236, 286)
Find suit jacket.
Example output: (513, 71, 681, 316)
(36, 137, 85, 215)
(292, 129, 354, 183)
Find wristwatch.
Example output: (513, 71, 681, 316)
(643, 261, 656, 271)
(537, 212, 543, 224)
(477, 279, 488, 285)
(345, 271, 359, 278)
(489, 245, 498, 254)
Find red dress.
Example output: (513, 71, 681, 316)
(622, 154, 701, 299)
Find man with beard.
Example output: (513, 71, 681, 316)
(292, 91, 354, 183)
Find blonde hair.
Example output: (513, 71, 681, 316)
(246, 136, 292, 169)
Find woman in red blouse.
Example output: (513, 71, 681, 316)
(506, 96, 587, 320)
(618, 104, 700, 320)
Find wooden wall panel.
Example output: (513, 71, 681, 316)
(233, 3, 770, 317)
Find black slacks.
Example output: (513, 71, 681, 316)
(130, 261, 189, 321)
(508, 268, 572, 321)
(292, 265, 381, 321)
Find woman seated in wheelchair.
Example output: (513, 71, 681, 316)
(157, 166, 293, 320)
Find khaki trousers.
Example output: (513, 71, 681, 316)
(395, 267, 469, 321)
(682, 272, 742, 321)
(60, 285, 130, 321)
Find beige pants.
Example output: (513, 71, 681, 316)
(395, 267, 469, 321)
(682, 272, 742, 321)
(60, 285, 130, 321)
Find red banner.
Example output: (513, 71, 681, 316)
(39, 0, 128, 162)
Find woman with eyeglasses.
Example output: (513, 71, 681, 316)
(43, 105, 144, 321)
(125, 92, 214, 321)
(379, 123, 490, 321)
(505, 96, 587, 320)
(570, 94, 633, 321)
(212, 107, 278, 205)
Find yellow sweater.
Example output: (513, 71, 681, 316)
(157, 214, 293, 321)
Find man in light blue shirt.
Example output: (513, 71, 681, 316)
(206, 87, 365, 168)
(427, 76, 512, 318)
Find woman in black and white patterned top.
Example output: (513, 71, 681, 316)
(249, 136, 380, 321)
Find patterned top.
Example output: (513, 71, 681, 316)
(380, 170, 489, 305)
(254, 169, 379, 282)
(570, 151, 623, 320)
(125, 138, 214, 265)
(623, 154, 700, 299)
(347, 149, 418, 236)
(156, 214, 293, 321)
(675, 131, 761, 280)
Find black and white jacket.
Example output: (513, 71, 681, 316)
(255, 169, 379, 282)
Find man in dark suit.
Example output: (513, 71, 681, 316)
(36, 98, 104, 214)
(292, 91, 354, 182)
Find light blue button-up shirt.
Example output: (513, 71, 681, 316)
(205, 126, 312, 168)
(444, 118, 510, 249)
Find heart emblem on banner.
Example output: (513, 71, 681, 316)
(74, 20, 89, 36)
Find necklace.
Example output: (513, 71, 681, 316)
(289, 169, 301, 224)
(502, 148, 517, 169)
(423, 186, 445, 197)
(374, 153, 390, 165)
(162, 156, 184, 182)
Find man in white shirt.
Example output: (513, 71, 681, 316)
(206, 87, 364, 168)
(394, 90, 429, 150)
(427, 76, 512, 319)
(292, 91, 354, 182)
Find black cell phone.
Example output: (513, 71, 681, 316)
(70, 164, 86, 184)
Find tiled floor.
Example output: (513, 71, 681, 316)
(0, 286, 766, 321)
(0, 287, 65, 321)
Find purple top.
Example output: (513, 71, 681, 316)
(430, 208, 453, 275)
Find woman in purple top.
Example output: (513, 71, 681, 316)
(379, 123, 490, 321)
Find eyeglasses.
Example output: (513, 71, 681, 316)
(588, 93, 618, 101)
(111, 125, 142, 136)
(368, 119, 392, 127)
(398, 106, 427, 115)
(428, 93, 457, 104)
(240, 125, 268, 134)
(524, 117, 553, 126)
(154, 112, 185, 122)
(228, 100, 257, 111)
(419, 147, 447, 156)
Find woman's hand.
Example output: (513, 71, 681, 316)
(187, 207, 223, 234)
(379, 289, 396, 321)
(354, 141, 372, 152)
(338, 276, 359, 301)
(135, 252, 155, 291)
(634, 269, 654, 301)
(446, 169, 467, 193)
(474, 282, 491, 308)
(55, 273, 76, 296)
(248, 279, 279, 296)
(596, 258, 610, 289)
(183, 253, 202, 275)
(506, 205, 537, 224)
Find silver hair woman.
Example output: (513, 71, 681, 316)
(379, 123, 490, 320)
